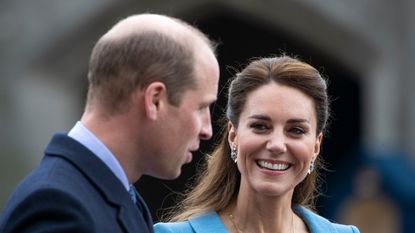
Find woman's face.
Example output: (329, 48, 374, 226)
(228, 82, 322, 197)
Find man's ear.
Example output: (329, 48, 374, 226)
(143, 82, 167, 120)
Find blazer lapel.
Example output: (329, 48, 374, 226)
(189, 211, 228, 233)
(293, 205, 338, 233)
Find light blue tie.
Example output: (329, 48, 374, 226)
(129, 185, 137, 204)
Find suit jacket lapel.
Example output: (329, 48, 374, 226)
(135, 191, 153, 229)
(44, 133, 149, 233)
(117, 199, 151, 233)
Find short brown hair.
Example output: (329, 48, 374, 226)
(86, 18, 215, 115)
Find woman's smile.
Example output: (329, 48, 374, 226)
(257, 159, 291, 171)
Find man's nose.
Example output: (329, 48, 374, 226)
(200, 111, 213, 140)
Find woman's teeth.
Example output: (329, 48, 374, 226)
(257, 160, 289, 171)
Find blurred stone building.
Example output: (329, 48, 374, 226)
(1, 0, 414, 232)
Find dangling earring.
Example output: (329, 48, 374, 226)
(308, 160, 315, 174)
(230, 145, 237, 163)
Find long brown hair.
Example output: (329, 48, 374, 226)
(167, 55, 330, 221)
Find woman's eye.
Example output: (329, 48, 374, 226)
(250, 123, 268, 130)
(290, 127, 305, 135)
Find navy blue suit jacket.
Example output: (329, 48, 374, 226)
(0, 133, 154, 233)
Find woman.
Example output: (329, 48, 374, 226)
(154, 56, 360, 233)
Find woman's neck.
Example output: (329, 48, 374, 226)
(220, 186, 296, 233)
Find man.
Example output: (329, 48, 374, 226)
(0, 13, 219, 233)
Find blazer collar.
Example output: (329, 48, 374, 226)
(44, 133, 150, 232)
(188, 207, 339, 233)
(293, 205, 338, 233)
(188, 211, 228, 233)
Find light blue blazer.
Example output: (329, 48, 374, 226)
(154, 205, 359, 233)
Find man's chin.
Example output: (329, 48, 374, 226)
(148, 162, 188, 180)
(185, 152, 193, 163)
(154, 169, 182, 180)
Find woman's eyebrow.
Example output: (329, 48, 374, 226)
(248, 114, 271, 121)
